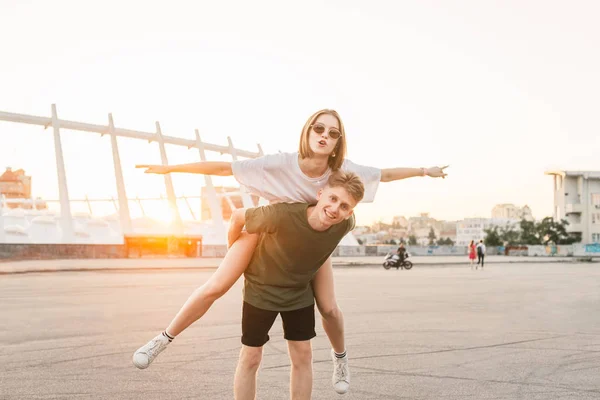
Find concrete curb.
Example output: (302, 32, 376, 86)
(1, 258, 596, 275)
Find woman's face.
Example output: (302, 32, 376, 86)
(308, 113, 341, 157)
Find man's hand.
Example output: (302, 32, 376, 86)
(425, 165, 449, 179)
(135, 164, 171, 174)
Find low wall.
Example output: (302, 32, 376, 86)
(0, 243, 127, 260)
(0, 235, 202, 261)
(2, 243, 598, 261)
(342, 244, 599, 258)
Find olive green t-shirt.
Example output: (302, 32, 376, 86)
(243, 203, 355, 311)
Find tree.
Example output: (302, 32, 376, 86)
(484, 226, 503, 246)
(408, 235, 418, 246)
(519, 219, 541, 245)
(537, 217, 579, 245)
(428, 227, 437, 245)
(500, 226, 520, 246)
(437, 237, 454, 246)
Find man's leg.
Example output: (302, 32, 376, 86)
(287, 341, 313, 400)
(234, 345, 263, 400)
(481, 254, 485, 268)
(235, 302, 278, 399)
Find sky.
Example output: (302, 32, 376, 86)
(1, 0, 599, 225)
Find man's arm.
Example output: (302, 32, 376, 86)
(380, 166, 448, 182)
(228, 208, 247, 248)
(136, 161, 233, 176)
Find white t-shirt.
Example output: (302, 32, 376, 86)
(231, 152, 381, 204)
(476, 243, 486, 254)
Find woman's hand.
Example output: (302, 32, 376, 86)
(425, 165, 449, 178)
(135, 165, 171, 174)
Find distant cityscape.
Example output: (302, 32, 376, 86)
(355, 170, 600, 246)
(352, 204, 534, 246)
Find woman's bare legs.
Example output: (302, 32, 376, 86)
(166, 232, 259, 336)
(312, 257, 345, 353)
(133, 232, 259, 369)
(312, 256, 350, 394)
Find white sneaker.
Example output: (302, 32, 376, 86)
(133, 333, 170, 369)
(331, 350, 350, 394)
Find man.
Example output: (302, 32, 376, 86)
(396, 243, 406, 265)
(476, 240, 486, 269)
(228, 171, 364, 400)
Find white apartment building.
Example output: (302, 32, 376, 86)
(492, 204, 533, 221)
(546, 170, 600, 243)
(456, 217, 519, 246)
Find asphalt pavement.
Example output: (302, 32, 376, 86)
(1, 262, 599, 399)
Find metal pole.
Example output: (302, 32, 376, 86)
(183, 196, 197, 221)
(110, 197, 118, 213)
(156, 122, 183, 234)
(136, 196, 146, 217)
(85, 195, 93, 215)
(195, 130, 226, 239)
(108, 114, 133, 234)
(227, 136, 254, 209)
(51, 104, 74, 242)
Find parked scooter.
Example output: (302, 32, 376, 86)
(383, 252, 413, 270)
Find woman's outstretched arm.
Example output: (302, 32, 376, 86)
(135, 161, 233, 176)
(380, 165, 448, 182)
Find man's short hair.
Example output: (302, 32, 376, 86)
(327, 170, 365, 203)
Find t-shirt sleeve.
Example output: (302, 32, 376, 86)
(245, 205, 280, 234)
(342, 159, 381, 203)
(231, 157, 266, 197)
(345, 214, 356, 235)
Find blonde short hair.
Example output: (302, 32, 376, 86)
(298, 109, 347, 171)
(327, 170, 364, 204)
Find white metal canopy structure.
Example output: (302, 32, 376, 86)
(0, 104, 263, 243)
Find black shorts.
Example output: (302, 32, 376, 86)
(241, 302, 316, 347)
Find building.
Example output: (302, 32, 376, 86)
(408, 213, 442, 245)
(545, 170, 600, 243)
(391, 216, 409, 229)
(491, 204, 533, 221)
(439, 221, 458, 243)
(0, 167, 46, 209)
(456, 217, 518, 246)
(0, 167, 31, 199)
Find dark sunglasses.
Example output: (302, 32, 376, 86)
(311, 123, 342, 139)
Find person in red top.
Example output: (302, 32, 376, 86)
(468, 240, 476, 269)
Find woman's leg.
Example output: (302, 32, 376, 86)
(133, 232, 259, 369)
(312, 258, 351, 394)
(167, 232, 259, 336)
(312, 257, 344, 353)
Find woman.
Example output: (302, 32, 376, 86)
(133, 109, 448, 393)
(469, 240, 477, 268)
